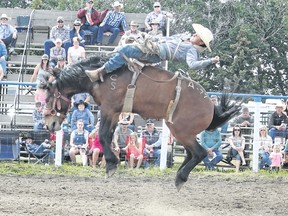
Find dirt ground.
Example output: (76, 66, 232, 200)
(0, 172, 287, 216)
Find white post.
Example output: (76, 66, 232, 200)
(252, 96, 261, 172)
(160, 120, 169, 170)
(55, 130, 63, 167)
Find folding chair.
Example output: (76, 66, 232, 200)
(25, 144, 50, 164)
(0, 131, 20, 161)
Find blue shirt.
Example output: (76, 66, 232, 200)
(0, 23, 16, 39)
(102, 11, 127, 30)
(200, 129, 222, 150)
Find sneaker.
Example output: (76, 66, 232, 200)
(9, 48, 18, 55)
(2, 75, 7, 81)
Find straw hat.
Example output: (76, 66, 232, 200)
(112, 1, 123, 8)
(192, 23, 214, 52)
(0, 14, 10, 20)
(150, 19, 160, 26)
(275, 101, 285, 109)
(129, 21, 139, 27)
(153, 2, 161, 7)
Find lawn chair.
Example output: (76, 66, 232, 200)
(0, 131, 20, 161)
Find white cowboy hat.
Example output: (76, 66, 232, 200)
(0, 14, 10, 20)
(192, 23, 214, 52)
(112, 1, 123, 8)
(275, 101, 285, 109)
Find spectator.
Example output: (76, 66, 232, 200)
(142, 119, 162, 168)
(24, 133, 55, 164)
(122, 132, 143, 169)
(69, 119, 89, 166)
(258, 125, 272, 169)
(71, 100, 94, 132)
(270, 144, 283, 172)
(228, 125, 246, 172)
(0, 40, 7, 81)
(86, 23, 219, 82)
(77, 0, 102, 45)
(147, 19, 163, 42)
(144, 2, 173, 36)
(88, 126, 105, 168)
(67, 37, 86, 65)
(72, 92, 91, 111)
(44, 16, 70, 57)
(55, 56, 67, 70)
(96, 1, 127, 46)
(118, 21, 145, 46)
(32, 102, 45, 131)
(0, 13, 18, 55)
(118, 112, 135, 131)
(230, 107, 254, 128)
(200, 129, 223, 170)
(49, 38, 66, 68)
(113, 119, 133, 159)
(69, 19, 85, 47)
(268, 102, 288, 143)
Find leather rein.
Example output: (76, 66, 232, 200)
(44, 88, 71, 120)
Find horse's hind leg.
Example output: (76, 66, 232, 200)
(175, 139, 207, 191)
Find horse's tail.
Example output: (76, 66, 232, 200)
(206, 94, 243, 130)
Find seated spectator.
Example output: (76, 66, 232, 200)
(144, 2, 173, 36)
(147, 19, 162, 42)
(268, 102, 288, 143)
(118, 112, 135, 131)
(142, 119, 162, 168)
(200, 129, 223, 170)
(258, 125, 272, 169)
(77, 0, 101, 45)
(69, 19, 85, 47)
(55, 56, 67, 70)
(118, 21, 145, 46)
(67, 37, 86, 65)
(69, 119, 89, 166)
(49, 38, 66, 68)
(88, 126, 105, 168)
(71, 100, 94, 132)
(96, 1, 127, 46)
(32, 102, 45, 131)
(230, 107, 254, 135)
(24, 133, 55, 164)
(44, 16, 70, 57)
(0, 13, 18, 55)
(270, 144, 283, 172)
(72, 92, 91, 111)
(228, 125, 246, 172)
(113, 119, 133, 159)
(0, 39, 7, 81)
(122, 132, 143, 169)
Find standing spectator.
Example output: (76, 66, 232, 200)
(77, 0, 101, 45)
(228, 125, 246, 172)
(71, 100, 94, 132)
(122, 132, 143, 169)
(118, 21, 145, 46)
(69, 19, 85, 47)
(113, 119, 133, 159)
(32, 102, 45, 131)
(44, 16, 70, 57)
(142, 119, 162, 168)
(258, 125, 272, 169)
(270, 144, 283, 172)
(96, 1, 127, 46)
(118, 112, 135, 131)
(69, 119, 89, 166)
(268, 102, 288, 143)
(49, 38, 66, 68)
(67, 37, 86, 65)
(230, 107, 254, 128)
(0, 13, 18, 55)
(145, 2, 173, 36)
(147, 19, 163, 42)
(0, 39, 7, 80)
(200, 129, 223, 170)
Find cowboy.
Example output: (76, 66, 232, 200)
(0, 13, 18, 55)
(118, 21, 146, 46)
(86, 23, 219, 82)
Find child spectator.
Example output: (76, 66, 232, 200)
(88, 126, 105, 168)
(67, 37, 86, 65)
(71, 101, 94, 132)
(72, 92, 91, 111)
(258, 125, 272, 169)
(122, 132, 143, 169)
(270, 144, 283, 172)
(32, 102, 45, 131)
(49, 38, 66, 68)
(0, 40, 7, 81)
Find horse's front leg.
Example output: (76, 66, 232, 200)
(99, 117, 118, 177)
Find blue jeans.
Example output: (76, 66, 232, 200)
(97, 24, 120, 45)
(34, 144, 55, 162)
(44, 40, 70, 57)
(259, 152, 271, 169)
(2, 34, 17, 48)
(268, 128, 288, 143)
(143, 148, 161, 168)
(81, 25, 99, 45)
(202, 149, 223, 170)
(0, 61, 6, 76)
(33, 123, 44, 131)
(104, 44, 162, 72)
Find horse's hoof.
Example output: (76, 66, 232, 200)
(107, 167, 117, 178)
(105, 162, 118, 178)
(175, 180, 185, 192)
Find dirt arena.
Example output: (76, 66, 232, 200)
(0, 172, 287, 216)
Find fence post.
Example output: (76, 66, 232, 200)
(252, 96, 261, 172)
(160, 120, 169, 170)
(55, 130, 62, 167)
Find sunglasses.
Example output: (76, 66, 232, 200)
(74, 24, 81, 26)
(154, 6, 160, 8)
(88, 1, 93, 4)
(58, 21, 64, 23)
(234, 129, 241, 131)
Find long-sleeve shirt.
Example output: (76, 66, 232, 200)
(32, 110, 45, 125)
(102, 11, 127, 30)
(200, 130, 222, 150)
(230, 115, 254, 127)
(142, 128, 162, 149)
(50, 25, 70, 43)
(268, 112, 288, 129)
(145, 11, 170, 29)
(0, 23, 16, 39)
(77, 8, 101, 26)
(71, 108, 94, 128)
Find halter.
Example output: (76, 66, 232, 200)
(44, 88, 71, 120)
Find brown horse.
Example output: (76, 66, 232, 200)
(43, 56, 240, 191)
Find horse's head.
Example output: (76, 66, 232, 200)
(43, 80, 71, 132)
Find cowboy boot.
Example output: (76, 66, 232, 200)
(85, 66, 106, 82)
